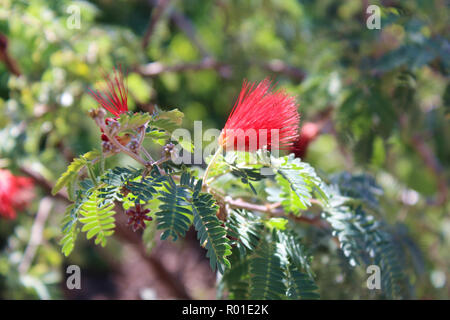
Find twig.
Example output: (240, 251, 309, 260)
(18, 197, 53, 274)
(223, 197, 328, 228)
(20, 167, 69, 202)
(136, 57, 231, 78)
(94, 117, 148, 166)
(137, 58, 307, 82)
(398, 111, 447, 206)
(0, 33, 21, 76)
(260, 59, 306, 83)
(142, 0, 171, 49)
(168, 8, 210, 58)
(410, 133, 448, 205)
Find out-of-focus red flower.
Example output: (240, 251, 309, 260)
(0, 169, 35, 220)
(219, 79, 300, 152)
(292, 122, 320, 159)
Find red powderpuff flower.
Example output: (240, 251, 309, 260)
(88, 67, 128, 118)
(88, 67, 131, 145)
(0, 169, 35, 220)
(219, 79, 300, 152)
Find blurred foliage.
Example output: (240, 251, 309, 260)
(0, 0, 449, 299)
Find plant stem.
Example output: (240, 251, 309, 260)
(95, 117, 148, 165)
(203, 145, 222, 183)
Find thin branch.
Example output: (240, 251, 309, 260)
(18, 197, 53, 274)
(0, 33, 21, 76)
(136, 57, 231, 78)
(168, 8, 210, 58)
(20, 167, 69, 202)
(142, 0, 171, 50)
(260, 59, 306, 83)
(410, 133, 448, 205)
(94, 117, 148, 166)
(223, 197, 328, 228)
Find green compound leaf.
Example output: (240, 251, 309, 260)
(156, 176, 193, 241)
(79, 190, 116, 247)
(52, 150, 100, 195)
(191, 182, 232, 274)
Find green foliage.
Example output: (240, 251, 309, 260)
(226, 210, 264, 254)
(60, 204, 78, 257)
(59, 180, 95, 256)
(273, 154, 328, 212)
(323, 182, 409, 299)
(221, 211, 319, 300)
(249, 238, 287, 299)
(151, 108, 184, 133)
(52, 150, 100, 196)
(156, 176, 193, 241)
(192, 186, 232, 273)
(79, 190, 116, 247)
(1, 0, 447, 301)
(286, 266, 320, 300)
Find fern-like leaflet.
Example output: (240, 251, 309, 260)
(79, 190, 116, 247)
(191, 180, 232, 274)
(156, 176, 193, 241)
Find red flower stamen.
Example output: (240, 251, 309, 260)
(88, 67, 128, 117)
(220, 79, 300, 152)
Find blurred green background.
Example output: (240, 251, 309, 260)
(0, 0, 448, 299)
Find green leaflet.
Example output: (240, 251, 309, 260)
(249, 239, 286, 299)
(59, 180, 95, 256)
(117, 112, 152, 133)
(60, 204, 78, 257)
(274, 154, 328, 213)
(323, 185, 408, 299)
(226, 210, 264, 254)
(52, 150, 100, 196)
(156, 176, 193, 241)
(192, 185, 232, 274)
(151, 108, 184, 133)
(286, 266, 320, 300)
(79, 190, 116, 247)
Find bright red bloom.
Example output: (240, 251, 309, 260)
(89, 68, 130, 143)
(0, 169, 34, 220)
(220, 79, 300, 152)
(291, 122, 320, 159)
(88, 67, 128, 117)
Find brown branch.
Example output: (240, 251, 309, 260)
(260, 59, 306, 83)
(410, 133, 448, 205)
(136, 57, 232, 78)
(137, 58, 307, 82)
(142, 0, 171, 50)
(20, 167, 69, 202)
(224, 197, 329, 229)
(168, 8, 210, 58)
(0, 33, 21, 76)
(398, 111, 447, 206)
(18, 197, 53, 274)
